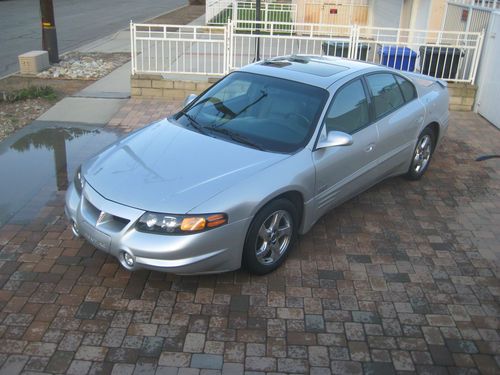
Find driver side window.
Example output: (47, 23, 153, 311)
(325, 79, 370, 135)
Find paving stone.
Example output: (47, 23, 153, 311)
(132, 361, 157, 375)
(391, 350, 415, 371)
(111, 363, 135, 375)
(244, 357, 276, 372)
(67, 360, 92, 375)
(221, 363, 243, 375)
(24, 356, 50, 372)
(446, 339, 479, 354)
(352, 311, 381, 324)
(348, 341, 371, 362)
(154, 366, 178, 375)
(75, 302, 100, 320)
(183, 333, 205, 353)
(330, 360, 362, 375)
(106, 347, 139, 363)
(102, 328, 126, 348)
(308, 346, 330, 367)
(229, 296, 249, 312)
(429, 345, 455, 366)
(0, 355, 29, 375)
(74, 345, 108, 361)
(305, 315, 325, 332)
(318, 270, 344, 280)
(191, 354, 223, 370)
(363, 362, 396, 375)
(277, 358, 309, 373)
(45, 350, 74, 373)
(345, 322, 365, 341)
(141, 336, 164, 357)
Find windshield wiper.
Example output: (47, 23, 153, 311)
(208, 127, 265, 151)
(179, 110, 207, 135)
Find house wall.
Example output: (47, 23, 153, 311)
(429, 0, 447, 30)
(411, 0, 432, 29)
(369, 0, 403, 28)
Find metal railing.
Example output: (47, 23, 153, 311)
(294, 0, 369, 25)
(448, 0, 499, 9)
(131, 21, 484, 84)
(207, 0, 297, 26)
(130, 23, 228, 76)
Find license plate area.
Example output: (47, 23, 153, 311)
(81, 221, 111, 251)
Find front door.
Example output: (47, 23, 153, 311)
(365, 73, 424, 175)
(313, 78, 379, 217)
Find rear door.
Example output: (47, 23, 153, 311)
(365, 72, 425, 176)
(312, 78, 379, 216)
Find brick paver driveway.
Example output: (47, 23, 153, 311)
(0, 102, 499, 375)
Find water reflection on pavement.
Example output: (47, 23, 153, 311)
(0, 121, 121, 227)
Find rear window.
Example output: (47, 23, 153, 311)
(366, 73, 405, 119)
(395, 75, 417, 102)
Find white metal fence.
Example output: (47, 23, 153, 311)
(294, 0, 369, 25)
(448, 0, 499, 9)
(207, 0, 296, 25)
(207, 0, 368, 26)
(131, 21, 484, 83)
(443, 1, 496, 33)
(130, 23, 228, 76)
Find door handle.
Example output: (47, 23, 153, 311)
(365, 144, 375, 152)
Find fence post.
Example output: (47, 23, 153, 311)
(130, 21, 135, 75)
(226, 20, 233, 74)
(232, 0, 237, 24)
(349, 25, 359, 60)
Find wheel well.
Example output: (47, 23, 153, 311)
(425, 122, 440, 144)
(273, 191, 304, 227)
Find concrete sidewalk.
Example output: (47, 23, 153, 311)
(37, 12, 206, 126)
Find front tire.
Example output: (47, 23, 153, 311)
(243, 199, 298, 275)
(405, 127, 436, 180)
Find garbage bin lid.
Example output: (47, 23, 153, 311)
(380, 45, 417, 57)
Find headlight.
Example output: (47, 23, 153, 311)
(74, 166, 84, 194)
(136, 212, 227, 235)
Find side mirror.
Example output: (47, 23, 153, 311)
(316, 131, 353, 150)
(183, 93, 197, 107)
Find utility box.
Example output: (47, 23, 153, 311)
(18, 51, 50, 75)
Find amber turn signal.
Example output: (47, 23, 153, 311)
(206, 214, 228, 228)
(180, 217, 206, 231)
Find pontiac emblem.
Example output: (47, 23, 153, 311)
(96, 211, 109, 226)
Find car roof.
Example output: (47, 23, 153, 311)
(239, 55, 385, 89)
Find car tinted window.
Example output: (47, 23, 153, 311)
(366, 73, 405, 118)
(394, 75, 417, 102)
(325, 79, 369, 134)
(174, 72, 328, 153)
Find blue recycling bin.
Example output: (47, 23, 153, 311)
(379, 46, 417, 72)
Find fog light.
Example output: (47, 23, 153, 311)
(123, 252, 135, 267)
(71, 222, 80, 237)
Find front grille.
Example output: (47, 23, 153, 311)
(81, 197, 130, 233)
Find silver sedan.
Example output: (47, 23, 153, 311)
(65, 55, 449, 275)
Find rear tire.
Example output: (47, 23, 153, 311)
(243, 199, 298, 275)
(405, 127, 436, 180)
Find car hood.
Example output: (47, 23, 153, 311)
(84, 119, 288, 213)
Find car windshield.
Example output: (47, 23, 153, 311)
(172, 71, 328, 153)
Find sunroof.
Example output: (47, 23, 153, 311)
(260, 58, 349, 77)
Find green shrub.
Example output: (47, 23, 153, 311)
(0, 86, 58, 103)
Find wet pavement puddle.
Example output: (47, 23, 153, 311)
(0, 121, 121, 227)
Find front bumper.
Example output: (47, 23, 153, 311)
(65, 182, 248, 274)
